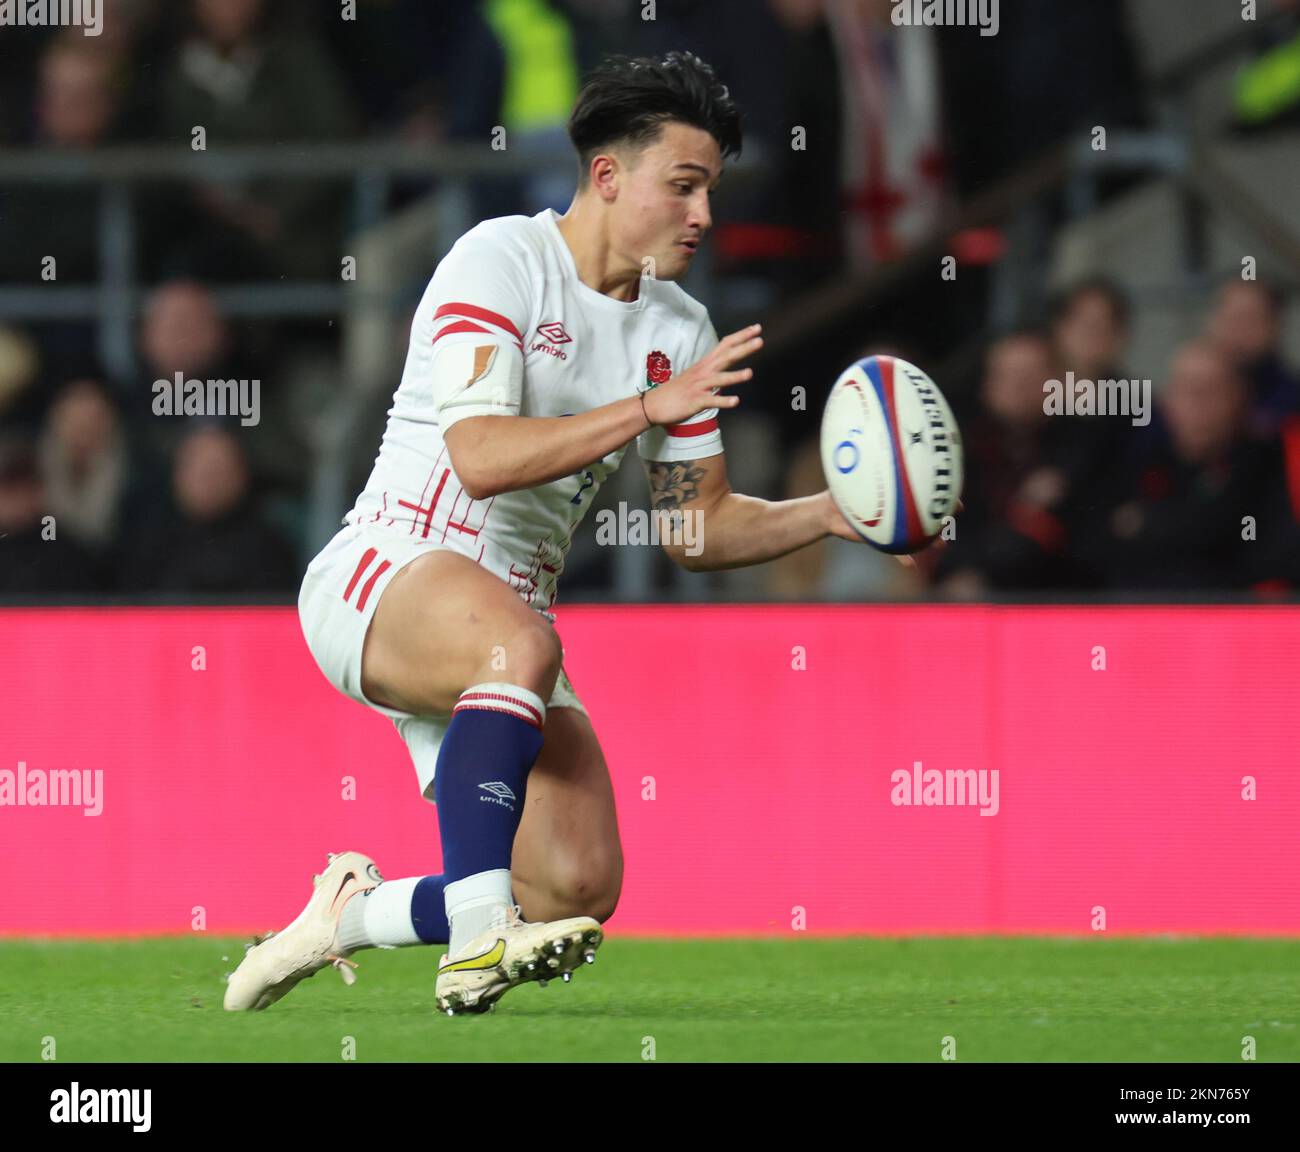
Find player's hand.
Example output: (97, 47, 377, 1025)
(822, 493, 964, 568)
(642, 324, 762, 426)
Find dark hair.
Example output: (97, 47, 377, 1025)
(568, 51, 743, 188)
(1048, 276, 1132, 331)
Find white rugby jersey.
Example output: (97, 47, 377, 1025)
(346, 208, 723, 615)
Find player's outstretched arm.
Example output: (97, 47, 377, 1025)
(644, 452, 835, 572)
(644, 457, 961, 572)
(445, 324, 763, 500)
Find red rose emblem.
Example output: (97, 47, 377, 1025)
(645, 350, 672, 388)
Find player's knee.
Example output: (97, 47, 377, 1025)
(546, 856, 622, 923)
(486, 619, 563, 698)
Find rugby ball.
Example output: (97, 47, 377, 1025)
(820, 355, 963, 554)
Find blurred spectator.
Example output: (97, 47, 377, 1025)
(134, 279, 241, 441)
(153, 0, 359, 278)
(37, 379, 129, 554)
(35, 33, 124, 148)
(0, 436, 98, 594)
(317, 0, 508, 216)
(140, 279, 231, 384)
(136, 278, 311, 516)
(482, 0, 581, 213)
(757, 0, 847, 290)
(1047, 276, 1138, 497)
(934, 331, 1100, 595)
(825, 0, 946, 267)
(1049, 276, 1132, 382)
(121, 426, 296, 593)
(1085, 341, 1300, 592)
(0, 35, 126, 283)
(0, 326, 43, 429)
(937, 0, 1146, 195)
(1204, 278, 1300, 439)
(321, 0, 504, 142)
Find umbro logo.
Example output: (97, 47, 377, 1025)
(536, 321, 571, 344)
(531, 321, 571, 361)
(479, 780, 517, 811)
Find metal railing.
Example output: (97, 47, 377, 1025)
(0, 141, 585, 382)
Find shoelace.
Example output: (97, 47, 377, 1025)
(490, 903, 527, 931)
(326, 954, 359, 985)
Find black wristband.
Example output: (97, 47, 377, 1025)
(640, 389, 652, 429)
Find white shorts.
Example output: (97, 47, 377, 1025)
(298, 523, 586, 803)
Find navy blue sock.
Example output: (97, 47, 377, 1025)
(433, 683, 546, 883)
(410, 875, 449, 944)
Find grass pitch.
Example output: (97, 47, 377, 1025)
(1, 936, 1296, 1062)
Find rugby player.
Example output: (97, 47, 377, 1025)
(225, 50, 903, 1016)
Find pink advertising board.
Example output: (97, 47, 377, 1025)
(1, 605, 1297, 936)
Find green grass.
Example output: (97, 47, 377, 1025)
(1, 936, 1297, 1062)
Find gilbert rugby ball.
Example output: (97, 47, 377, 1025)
(820, 355, 963, 554)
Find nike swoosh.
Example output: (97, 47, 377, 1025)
(330, 872, 357, 914)
(439, 938, 506, 975)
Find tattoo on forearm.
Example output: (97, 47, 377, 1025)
(648, 460, 707, 513)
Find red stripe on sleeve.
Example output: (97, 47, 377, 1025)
(433, 302, 523, 342)
(432, 320, 490, 345)
(664, 417, 719, 438)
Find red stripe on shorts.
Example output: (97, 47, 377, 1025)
(343, 547, 378, 603)
(355, 559, 391, 613)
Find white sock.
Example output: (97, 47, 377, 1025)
(444, 869, 513, 958)
(337, 878, 422, 951)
